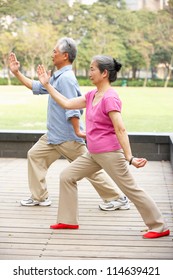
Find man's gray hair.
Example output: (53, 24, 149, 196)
(57, 37, 77, 63)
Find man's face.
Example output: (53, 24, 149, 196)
(51, 45, 68, 69)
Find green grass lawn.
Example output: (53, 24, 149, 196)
(0, 85, 173, 132)
(117, 87, 173, 132)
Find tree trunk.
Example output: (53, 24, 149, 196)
(164, 54, 173, 87)
(132, 67, 137, 79)
(4, 57, 11, 85)
(143, 67, 149, 87)
(7, 68, 11, 85)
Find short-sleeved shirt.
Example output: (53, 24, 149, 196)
(85, 88, 122, 153)
(32, 65, 85, 144)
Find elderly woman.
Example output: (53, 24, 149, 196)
(37, 55, 170, 239)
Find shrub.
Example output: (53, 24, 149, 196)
(0, 77, 173, 87)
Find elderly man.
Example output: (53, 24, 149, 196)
(8, 37, 129, 210)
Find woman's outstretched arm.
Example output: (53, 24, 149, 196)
(37, 64, 86, 110)
(109, 111, 147, 168)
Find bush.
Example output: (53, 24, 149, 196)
(0, 77, 173, 87)
(0, 78, 8, 85)
(0, 77, 22, 85)
(77, 76, 93, 86)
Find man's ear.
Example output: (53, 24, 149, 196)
(63, 52, 69, 61)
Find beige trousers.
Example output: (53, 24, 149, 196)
(28, 134, 122, 201)
(58, 150, 166, 232)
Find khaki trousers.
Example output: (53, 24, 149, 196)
(58, 150, 166, 232)
(28, 134, 122, 201)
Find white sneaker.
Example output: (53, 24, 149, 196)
(20, 197, 51, 206)
(99, 196, 130, 211)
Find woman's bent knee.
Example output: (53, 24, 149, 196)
(60, 169, 77, 185)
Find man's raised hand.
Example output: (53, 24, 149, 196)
(9, 53, 20, 74)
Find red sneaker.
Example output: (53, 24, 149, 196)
(143, 229, 170, 239)
(50, 223, 79, 229)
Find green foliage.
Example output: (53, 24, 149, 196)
(0, 77, 8, 85)
(97, 0, 126, 8)
(0, 0, 173, 86)
(167, 0, 173, 17)
(1, 77, 173, 87)
(0, 0, 20, 16)
(77, 76, 93, 86)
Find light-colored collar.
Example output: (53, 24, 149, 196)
(53, 65, 72, 78)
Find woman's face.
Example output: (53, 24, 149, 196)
(89, 60, 103, 85)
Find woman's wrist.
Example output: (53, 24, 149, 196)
(129, 156, 135, 165)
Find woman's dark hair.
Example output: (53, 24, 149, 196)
(92, 55, 122, 83)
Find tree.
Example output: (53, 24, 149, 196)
(123, 10, 156, 85)
(0, 0, 21, 16)
(0, 31, 18, 84)
(75, 2, 126, 75)
(15, 23, 57, 78)
(0, 0, 173, 83)
(97, 0, 126, 8)
(150, 9, 173, 86)
(167, 0, 173, 16)
(126, 48, 145, 78)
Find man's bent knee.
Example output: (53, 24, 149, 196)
(27, 146, 38, 159)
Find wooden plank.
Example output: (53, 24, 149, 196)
(0, 158, 172, 260)
(0, 255, 41, 260)
(41, 250, 173, 259)
(1, 236, 172, 247)
(0, 244, 44, 250)
(0, 249, 42, 257)
(45, 245, 173, 254)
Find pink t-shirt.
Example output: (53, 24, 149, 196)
(85, 88, 122, 153)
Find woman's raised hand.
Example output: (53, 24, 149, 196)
(37, 64, 51, 86)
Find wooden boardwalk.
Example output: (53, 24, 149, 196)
(0, 158, 173, 260)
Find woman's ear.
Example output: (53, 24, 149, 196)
(103, 69, 109, 78)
